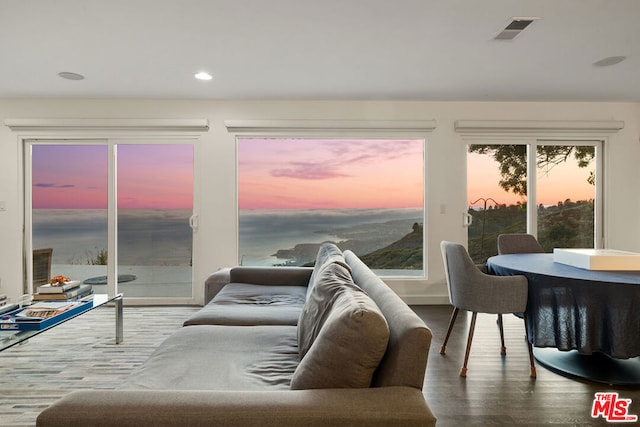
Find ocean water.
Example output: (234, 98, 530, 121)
(33, 207, 423, 268)
(33, 209, 192, 266)
(239, 207, 423, 266)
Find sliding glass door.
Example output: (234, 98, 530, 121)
(466, 140, 602, 264)
(116, 144, 193, 297)
(466, 144, 527, 263)
(30, 144, 109, 293)
(27, 140, 194, 300)
(536, 144, 596, 250)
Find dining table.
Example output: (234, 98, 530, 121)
(487, 253, 640, 385)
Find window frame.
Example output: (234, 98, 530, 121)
(528, 139, 603, 245)
(11, 117, 206, 304)
(456, 120, 623, 250)
(24, 138, 199, 304)
(227, 119, 435, 280)
(464, 135, 604, 249)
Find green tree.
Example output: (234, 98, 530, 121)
(468, 145, 595, 196)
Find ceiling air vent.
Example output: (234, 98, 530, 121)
(494, 17, 539, 40)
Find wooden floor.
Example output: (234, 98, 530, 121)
(0, 304, 638, 426)
(416, 305, 640, 427)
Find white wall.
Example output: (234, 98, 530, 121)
(1, 99, 639, 304)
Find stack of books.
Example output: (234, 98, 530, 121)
(0, 294, 19, 315)
(33, 280, 93, 301)
(1, 300, 91, 331)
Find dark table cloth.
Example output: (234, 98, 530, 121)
(487, 253, 640, 359)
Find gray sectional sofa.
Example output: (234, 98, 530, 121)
(37, 244, 436, 427)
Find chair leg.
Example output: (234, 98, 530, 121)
(460, 312, 478, 377)
(440, 307, 459, 355)
(497, 313, 506, 355)
(524, 316, 537, 378)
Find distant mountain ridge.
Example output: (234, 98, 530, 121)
(280, 222, 424, 270)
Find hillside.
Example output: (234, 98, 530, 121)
(468, 199, 594, 263)
(359, 223, 423, 269)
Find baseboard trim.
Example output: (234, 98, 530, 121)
(402, 295, 450, 306)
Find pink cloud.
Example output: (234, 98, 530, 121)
(271, 161, 351, 180)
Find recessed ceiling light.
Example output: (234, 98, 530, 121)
(593, 56, 626, 67)
(58, 71, 85, 81)
(194, 71, 213, 81)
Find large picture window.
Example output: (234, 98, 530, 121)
(237, 138, 425, 277)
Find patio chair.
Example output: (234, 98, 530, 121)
(440, 241, 536, 378)
(32, 248, 53, 292)
(497, 233, 544, 254)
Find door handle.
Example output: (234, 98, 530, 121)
(463, 212, 473, 227)
(189, 214, 198, 231)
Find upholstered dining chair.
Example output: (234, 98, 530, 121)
(497, 233, 544, 255)
(439, 241, 536, 378)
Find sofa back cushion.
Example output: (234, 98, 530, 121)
(291, 262, 389, 389)
(306, 242, 349, 299)
(343, 250, 432, 390)
(297, 262, 358, 358)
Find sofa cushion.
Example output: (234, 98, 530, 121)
(122, 325, 299, 391)
(291, 263, 390, 389)
(306, 242, 350, 298)
(297, 262, 359, 358)
(184, 283, 306, 326)
(344, 250, 432, 389)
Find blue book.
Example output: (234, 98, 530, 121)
(0, 300, 92, 331)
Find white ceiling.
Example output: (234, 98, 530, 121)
(2, 0, 639, 101)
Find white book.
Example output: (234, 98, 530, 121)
(37, 280, 81, 294)
(554, 248, 640, 270)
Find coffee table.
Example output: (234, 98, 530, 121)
(0, 293, 123, 352)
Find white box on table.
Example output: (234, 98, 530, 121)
(553, 248, 640, 270)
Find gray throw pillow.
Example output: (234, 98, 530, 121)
(297, 262, 359, 358)
(291, 263, 389, 389)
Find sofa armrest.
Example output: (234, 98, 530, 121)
(204, 268, 232, 304)
(229, 266, 313, 287)
(37, 387, 435, 427)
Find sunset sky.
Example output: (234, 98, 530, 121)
(32, 144, 193, 209)
(467, 151, 595, 208)
(237, 138, 424, 210)
(31, 142, 593, 210)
